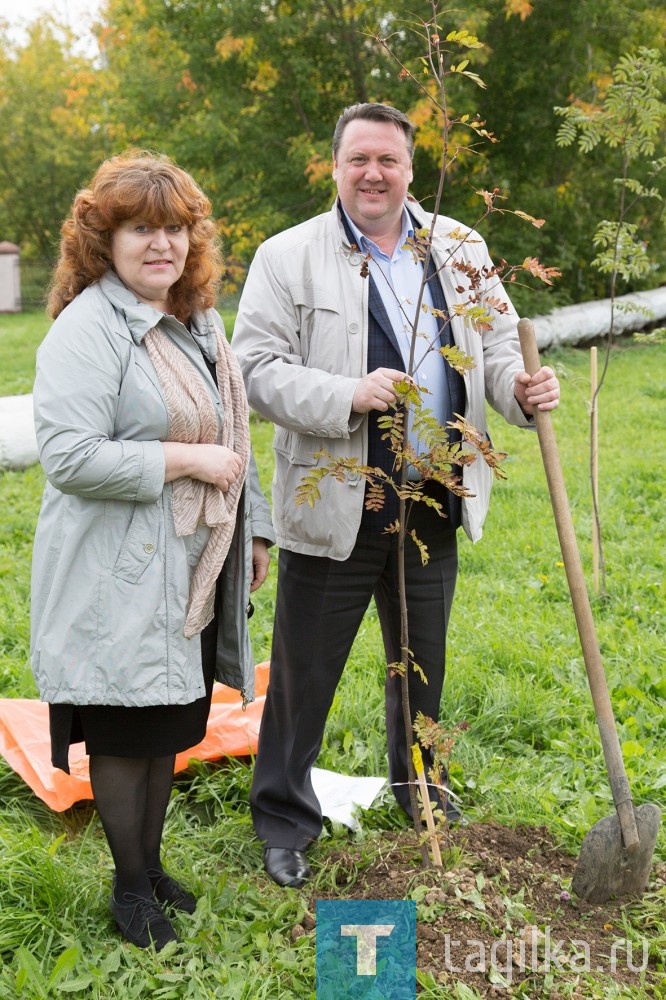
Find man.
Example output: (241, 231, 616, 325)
(232, 102, 559, 888)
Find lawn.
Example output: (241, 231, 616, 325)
(0, 309, 664, 997)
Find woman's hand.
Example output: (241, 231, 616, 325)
(163, 442, 243, 492)
(250, 538, 270, 592)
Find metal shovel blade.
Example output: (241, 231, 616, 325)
(572, 802, 661, 904)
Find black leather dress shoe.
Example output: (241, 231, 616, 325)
(264, 848, 311, 888)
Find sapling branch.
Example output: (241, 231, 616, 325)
(297, 1, 561, 862)
(555, 46, 665, 597)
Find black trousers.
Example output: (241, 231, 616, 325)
(250, 498, 459, 850)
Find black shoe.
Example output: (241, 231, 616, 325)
(264, 848, 311, 888)
(148, 869, 197, 914)
(110, 890, 179, 949)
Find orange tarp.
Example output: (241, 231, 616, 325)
(0, 662, 269, 812)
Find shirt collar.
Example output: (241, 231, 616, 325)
(341, 205, 413, 261)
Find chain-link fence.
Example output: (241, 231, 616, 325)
(18, 258, 54, 311)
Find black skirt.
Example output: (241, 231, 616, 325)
(49, 613, 218, 773)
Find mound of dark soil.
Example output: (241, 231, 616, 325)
(299, 821, 665, 996)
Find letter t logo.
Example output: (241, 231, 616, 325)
(340, 924, 395, 975)
(317, 899, 415, 998)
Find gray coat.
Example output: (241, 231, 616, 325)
(31, 271, 274, 707)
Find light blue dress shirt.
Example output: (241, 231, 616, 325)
(345, 209, 450, 476)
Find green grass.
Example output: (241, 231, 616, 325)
(0, 312, 664, 997)
(0, 311, 50, 396)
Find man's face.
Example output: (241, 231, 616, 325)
(332, 119, 413, 239)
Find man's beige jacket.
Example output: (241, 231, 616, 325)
(232, 198, 533, 559)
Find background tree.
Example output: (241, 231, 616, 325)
(469, 0, 666, 313)
(554, 46, 666, 596)
(0, 0, 663, 307)
(0, 18, 106, 259)
(96, 0, 432, 283)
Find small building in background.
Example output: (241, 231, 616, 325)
(0, 242, 21, 313)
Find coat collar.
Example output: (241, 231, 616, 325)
(331, 194, 467, 260)
(99, 270, 218, 362)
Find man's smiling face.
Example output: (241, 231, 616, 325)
(332, 118, 413, 242)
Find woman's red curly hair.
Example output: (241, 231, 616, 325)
(47, 150, 223, 323)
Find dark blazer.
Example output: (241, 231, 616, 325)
(339, 214, 465, 531)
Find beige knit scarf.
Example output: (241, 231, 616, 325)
(144, 324, 250, 638)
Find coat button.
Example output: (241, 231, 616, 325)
(144, 543, 155, 553)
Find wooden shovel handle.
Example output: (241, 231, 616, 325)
(517, 319, 639, 851)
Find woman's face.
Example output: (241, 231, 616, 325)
(110, 218, 190, 312)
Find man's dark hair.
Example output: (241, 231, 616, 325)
(332, 103, 416, 159)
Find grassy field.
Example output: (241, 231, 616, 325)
(0, 310, 664, 997)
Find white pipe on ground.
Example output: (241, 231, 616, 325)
(532, 286, 666, 349)
(0, 395, 38, 471)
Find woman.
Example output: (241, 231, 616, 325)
(31, 151, 274, 950)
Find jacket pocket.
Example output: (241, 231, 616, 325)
(112, 501, 161, 583)
(291, 282, 340, 313)
(273, 426, 322, 467)
(291, 283, 341, 370)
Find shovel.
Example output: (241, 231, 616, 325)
(517, 318, 660, 904)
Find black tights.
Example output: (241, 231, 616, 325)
(89, 754, 176, 898)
